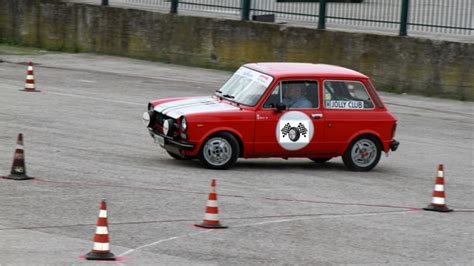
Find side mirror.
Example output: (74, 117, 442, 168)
(276, 102, 286, 112)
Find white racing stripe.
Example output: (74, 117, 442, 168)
(166, 101, 239, 119)
(154, 97, 213, 113)
(153, 97, 239, 119)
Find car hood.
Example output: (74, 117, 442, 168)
(154, 97, 240, 119)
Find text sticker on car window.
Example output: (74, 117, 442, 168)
(325, 101, 364, 109)
(256, 74, 272, 87)
(235, 67, 273, 87)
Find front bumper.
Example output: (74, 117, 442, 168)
(390, 139, 400, 151)
(148, 129, 195, 151)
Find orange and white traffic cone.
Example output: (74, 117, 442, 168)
(85, 200, 116, 260)
(423, 164, 453, 212)
(1, 134, 33, 180)
(21, 62, 40, 92)
(195, 179, 228, 229)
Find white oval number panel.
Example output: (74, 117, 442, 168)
(276, 111, 314, 151)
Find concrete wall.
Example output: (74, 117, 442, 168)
(1, 0, 473, 100)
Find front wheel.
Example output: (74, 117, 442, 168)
(198, 132, 239, 170)
(342, 135, 381, 171)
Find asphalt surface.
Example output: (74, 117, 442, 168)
(0, 50, 473, 264)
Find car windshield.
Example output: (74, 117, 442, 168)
(216, 67, 273, 106)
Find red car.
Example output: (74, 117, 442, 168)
(143, 63, 399, 171)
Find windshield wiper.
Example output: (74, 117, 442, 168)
(222, 94, 235, 99)
(214, 90, 225, 100)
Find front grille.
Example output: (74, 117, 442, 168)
(156, 111, 164, 126)
(153, 111, 177, 136)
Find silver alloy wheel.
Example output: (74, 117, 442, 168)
(351, 139, 377, 167)
(203, 137, 232, 166)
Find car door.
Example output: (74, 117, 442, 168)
(253, 80, 325, 156)
(321, 79, 378, 154)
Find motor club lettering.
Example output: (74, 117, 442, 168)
(326, 100, 364, 109)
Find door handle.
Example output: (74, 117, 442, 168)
(311, 113, 323, 119)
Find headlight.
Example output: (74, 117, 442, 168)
(180, 116, 187, 132)
(142, 112, 150, 126)
(143, 111, 156, 127)
(163, 119, 170, 135)
(163, 119, 174, 136)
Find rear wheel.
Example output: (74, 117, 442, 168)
(198, 132, 239, 170)
(342, 135, 381, 171)
(309, 158, 332, 163)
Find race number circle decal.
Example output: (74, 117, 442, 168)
(276, 111, 314, 151)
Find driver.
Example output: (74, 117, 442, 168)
(283, 82, 312, 108)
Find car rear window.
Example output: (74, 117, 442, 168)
(323, 80, 375, 110)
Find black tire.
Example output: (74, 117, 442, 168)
(342, 135, 382, 171)
(310, 158, 332, 163)
(288, 127, 300, 142)
(198, 132, 239, 170)
(167, 151, 191, 160)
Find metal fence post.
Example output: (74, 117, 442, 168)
(318, 0, 327, 30)
(241, 0, 251, 21)
(399, 0, 409, 36)
(171, 0, 178, 14)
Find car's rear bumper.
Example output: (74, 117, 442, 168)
(390, 139, 400, 151)
(148, 129, 195, 151)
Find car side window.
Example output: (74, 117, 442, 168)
(263, 83, 281, 108)
(324, 80, 374, 109)
(263, 81, 318, 109)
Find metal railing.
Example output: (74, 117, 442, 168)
(99, 0, 473, 37)
(408, 0, 473, 35)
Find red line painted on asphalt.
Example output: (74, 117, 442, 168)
(44, 91, 143, 106)
(32, 177, 420, 211)
(0, 211, 419, 231)
(233, 210, 415, 229)
(261, 196, 422, 210)
(33, 177, 208, 196)
(2, 60, 222, 86)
